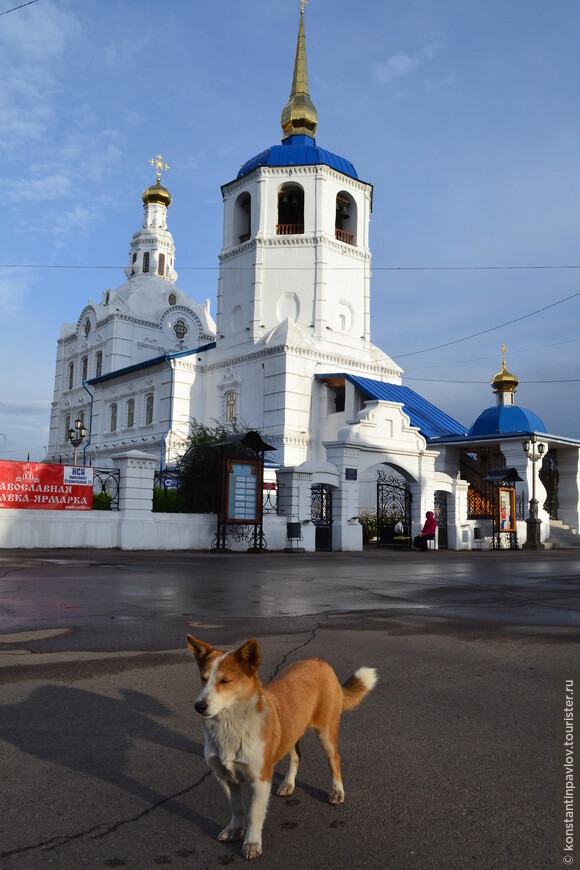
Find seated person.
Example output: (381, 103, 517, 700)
(413, 511, 437, 550)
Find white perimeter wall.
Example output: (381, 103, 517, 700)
(0, 510, 290, 552)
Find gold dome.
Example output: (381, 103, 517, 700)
(142, 180, 172, 208)
(491, 345, 519, 393)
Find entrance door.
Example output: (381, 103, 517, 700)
(377, 470, 412, 548)
(311, 484, 332, 551)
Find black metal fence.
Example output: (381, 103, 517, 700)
(92, 467, 120, 510)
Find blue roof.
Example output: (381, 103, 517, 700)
(339, 375, 469, 440)
(86, 343, 216, 385)
(468, 405, 546, 437)
(237, 134, 358, 180)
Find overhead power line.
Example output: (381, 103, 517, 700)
(0, 0, 40, 16)
(393, 291, 580, 359)
(0, 262, 580, 272)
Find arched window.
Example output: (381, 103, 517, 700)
(64, 415, 71, 443)
(277, 185, 304, 235)
(95, 351, 103, 378)
(158, 253, 165, 276)
(335, 193, 356, 245)
(143, 252, 150, 273)
(145, 393, 154, 425)
(225, 390, 237, 423)
(168, 293, 177, 306)
(82, 356, 88, 381)
(68, 362, 74, 390)
(110, 403, 117, 432)
(127, 398, 135, 429)
(233, 192, 252, 244)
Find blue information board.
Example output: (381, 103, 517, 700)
(226, 459, 260, 523)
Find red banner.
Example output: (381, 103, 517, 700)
(0, 462, 94, 511)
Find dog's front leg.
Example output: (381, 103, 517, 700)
(242, 778, 271, 860)
(207, 756, 247, 842)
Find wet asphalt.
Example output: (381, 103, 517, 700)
(0, 547, 579, 868)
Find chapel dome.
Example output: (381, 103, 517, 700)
(468, 405, 546, 437)
(142, 180, 172, 208)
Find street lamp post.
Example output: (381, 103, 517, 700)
(522, 432, 545, 550)
(68, 418, 87, 466)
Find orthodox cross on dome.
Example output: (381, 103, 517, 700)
(300, 0, 309, 13)
(501, 343, 507, 368)
(149, 154, 170, 184)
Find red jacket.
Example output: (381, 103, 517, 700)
(421, 511, 437, 536)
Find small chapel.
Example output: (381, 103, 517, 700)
(45, 6, 580, 550)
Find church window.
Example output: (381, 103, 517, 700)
(132, 253, 137, 263)
(64, 415, 70, 443)
(110, 403, 117, 432)
(277, 185, 304, 235)
(127, 398, 135, 429)
(225, 390, 237, 423)
(168, 293, 176, 306)
(233, 192, 252, 244)
(68, 362, 74, 390)
(158, 253, 165, 276)
(84, 319, 91, 337)
(95, 351, 103, 378)
(82, 356, 88, 381)
(174, 319, 187, 340)
(143, 252, 150, 273)
(335, 193, 356, 245)
(145, 393, 154, 425)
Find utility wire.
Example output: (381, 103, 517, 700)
(393, 291, 580, 359)
(1, 263, 580, 272)
(0, 0, 40, 16)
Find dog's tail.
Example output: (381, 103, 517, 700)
(341, 667, 377, 711)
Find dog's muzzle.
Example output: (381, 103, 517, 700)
(195, 698, 209, 715)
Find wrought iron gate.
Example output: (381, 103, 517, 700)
(434, 490, 448, 549)
(311, 484, 332, 551)
(377, 470, 412, 548)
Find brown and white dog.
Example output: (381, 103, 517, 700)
(187, 634, 377, 860)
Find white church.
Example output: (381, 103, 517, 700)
(45, 7, 580, 551)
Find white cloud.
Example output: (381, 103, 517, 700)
(373, 41, 442, 86)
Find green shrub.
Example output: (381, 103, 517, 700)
(92, 491, 112, 511)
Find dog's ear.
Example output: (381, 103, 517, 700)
(187, 635, 214, 665)
(234, 638, 261, 676)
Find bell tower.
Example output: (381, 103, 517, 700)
(216, 4, 373, 357)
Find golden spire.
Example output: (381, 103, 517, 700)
(491, 344, 519, 393)
(280, 1, 318, 140)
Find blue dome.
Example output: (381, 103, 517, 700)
(469, 405, 546, 437)
(237, 134, 358, 180)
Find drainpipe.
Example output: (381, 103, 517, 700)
(82, 380, 94, 466)
(160, 353, 175, 474)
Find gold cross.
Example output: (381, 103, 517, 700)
(501, 343, 507, 368)
(300, 0, 309, 13)
(149, 154, 170, 183)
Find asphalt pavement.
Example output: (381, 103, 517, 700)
(0, 547, 579, 869)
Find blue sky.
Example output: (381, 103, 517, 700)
(1, 0, 579, 461)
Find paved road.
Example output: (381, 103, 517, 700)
(0, 548, 578, 868)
